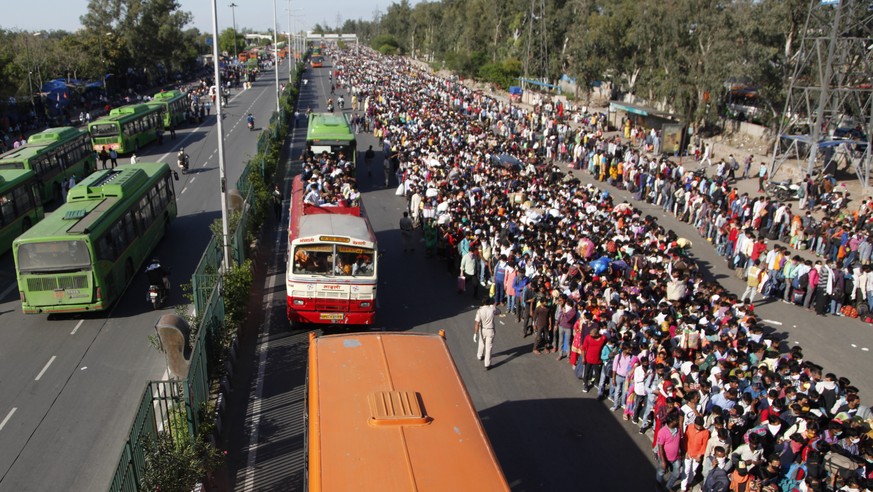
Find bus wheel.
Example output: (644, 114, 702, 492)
(22, 217, 32, 233)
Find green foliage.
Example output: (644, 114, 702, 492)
(222, 259, 254, 333)
(371, 34, 401, 54)
(445, 51, 488, 79)
(218, 28, 247, 56)
(478, 58, 522, 89)
(140, 430, 223, 492)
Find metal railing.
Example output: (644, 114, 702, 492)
(109, 76, 299, 492)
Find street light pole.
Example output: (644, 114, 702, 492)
(229, 2, 239, 62)
(23, 33, 35, 112)
(212, 0, 232, 270)
(273, 0, 280, 113)
(287, 0, 293, 81)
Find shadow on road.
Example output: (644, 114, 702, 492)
(480, 398, 657, 492)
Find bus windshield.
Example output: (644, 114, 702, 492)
(17, 240, 91, 273)
(90, 124, 119, 137)
(292, 244, 375, 277)
(0, 162, 25, 170)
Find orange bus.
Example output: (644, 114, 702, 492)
(306, 331, 510, 492)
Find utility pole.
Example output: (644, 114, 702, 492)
(273, 0, 280, 114)
(229, 3, 239, 62)
(770, 0, 873, 189)
(211, 0, 232, 270)
(23, 33, 35, 112)
(285, 0, 297, 80)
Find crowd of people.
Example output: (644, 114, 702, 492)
(321, 45, 873, 491)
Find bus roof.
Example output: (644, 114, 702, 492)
(288, 175, 374, 244)
(308, 332, 509, 492)
(0, 145, 40, 164)
(297, 213, 372, 241)
(90, 103, 160, 125)
(306, 113, 354, 142)
(0, 169, 37, 190)
(27, 127, 85, 145)
(15, 163, 168, 240)
(151, 89, 186, 102)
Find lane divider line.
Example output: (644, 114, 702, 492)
(34, 356, 57, 381)
(70, 320, 83, 336)
(0, 408, 16, 431)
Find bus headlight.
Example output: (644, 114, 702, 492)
(359, 302, 371, 308)
(293, 299, 305, 305)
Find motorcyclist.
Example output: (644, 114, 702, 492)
(247, 113, 255, 129)
(145, 257, 170, 295)
(177, 148, 189, 172)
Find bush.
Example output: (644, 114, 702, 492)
(140, 431, 222, 492)
(478, 58, 522, 89)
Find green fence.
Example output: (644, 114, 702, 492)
(109, 76, 299, 492)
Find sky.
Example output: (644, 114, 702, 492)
(1, 0, 394, 36)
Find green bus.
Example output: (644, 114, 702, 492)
(147, 89, 189, 129)
(13, 163, 177, 314)
(0, 170, 44, 255)
(306, 113, 357, 164)
(88, 103, 162, 154)
(0, 127, 96, 203)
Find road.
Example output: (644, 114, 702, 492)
(224, 57, 873, 492)
(0, 62, 291, 492)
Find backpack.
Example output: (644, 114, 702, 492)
(702, 463, 730, 492)
(796, 272, 809, 290)
(778, 462, 806, 492)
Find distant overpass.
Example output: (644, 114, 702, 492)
(243, 32, 358, 44)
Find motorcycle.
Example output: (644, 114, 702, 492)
(765, 178, 802, 202)
(147, 282, 169, 310)
(247, 119, 254, 131)
(327, 103, 334, 113)
(177, 152, 189, 174)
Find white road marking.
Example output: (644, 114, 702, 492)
(852, 343, 858, 348)
(181, 186, 188, 194)
(34, 356, 57, 381)
(863, 348, 870, 352)
(190, 177, 196, 183)
(499, 321, 505, 325)
(761, 319, 783, 326)
(70, 320, 84, 335)
(80, 367, 87, 371)
(155, 88, 248, 163)
(0, 408, 16, 431)
(0, 282, 18, 301)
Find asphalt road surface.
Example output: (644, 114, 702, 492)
(0, 61, 291, 492)
(225, 58, 873, 492)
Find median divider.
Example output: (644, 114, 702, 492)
(108, 63, 304, 492)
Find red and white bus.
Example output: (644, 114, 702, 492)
(286, 174, 378, 328)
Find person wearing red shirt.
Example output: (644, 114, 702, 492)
(580, 326, 607, 392)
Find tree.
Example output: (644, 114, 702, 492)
(219, 27, 247, 55)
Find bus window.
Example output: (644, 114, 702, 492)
(17, 240, 92, 273)
(336, 246, 375, 277)
(292, 245, 332, 274)
(91, 124, 119, 137)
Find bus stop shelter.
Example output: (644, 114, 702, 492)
(608, 101, 687, 156)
